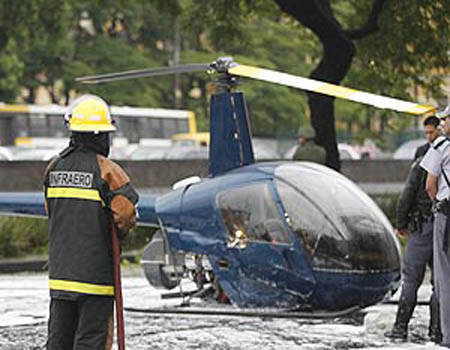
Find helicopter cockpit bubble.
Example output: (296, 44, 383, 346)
(217, 182, 292, 247)
(274, 163, 401, 272)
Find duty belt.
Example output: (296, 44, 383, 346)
(408, 212, 433, 234)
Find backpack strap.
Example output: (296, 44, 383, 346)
(433, 137, 450, 150)
(442, 164, 450, 189)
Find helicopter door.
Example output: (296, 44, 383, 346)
(216, 182, 315, 299)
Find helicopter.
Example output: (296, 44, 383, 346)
(0, 57, 436, 315)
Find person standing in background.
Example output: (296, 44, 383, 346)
(292, 126, 326, 164)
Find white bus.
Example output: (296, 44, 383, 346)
(0, 103, 197, 147)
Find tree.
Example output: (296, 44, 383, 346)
(183, 0, 450, 170)
(1, 0, 448, 160)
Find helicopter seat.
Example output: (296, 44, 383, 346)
(263, 218, 290, 244)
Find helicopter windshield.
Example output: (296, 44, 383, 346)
(275, 164, 400, 272)
(217, 183, 291, 245)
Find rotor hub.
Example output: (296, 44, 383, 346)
(209, 57, 239, 91)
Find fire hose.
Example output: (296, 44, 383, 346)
(111, 222, 125, 350)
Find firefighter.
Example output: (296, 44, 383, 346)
(43, 94, 139, 349)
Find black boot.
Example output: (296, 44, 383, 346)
(429, 293, 442, 344)
(385, 298, 416, 340)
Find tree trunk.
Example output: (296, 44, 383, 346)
(274, 0, 355, 170)
(26, 87, 35, 104)
(274, 0, 386, 170)
(172, 17, 181, 108)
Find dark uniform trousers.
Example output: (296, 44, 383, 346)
(47, 296, 113, 350)
(433, 212, 450, 345)
(402, 220, 434, 304)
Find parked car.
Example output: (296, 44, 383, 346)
(12, 147, 61, 161)
(392, 139, 427, 160)
(110, 144, 139, 160)
(0, 146, 14, 160)
(338, 144, 361, 160)
(128, 145, 172, 160)
(252, 139, 280, 160)
(165, 146, 209, 160)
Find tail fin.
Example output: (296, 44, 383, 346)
(209, 92, 254, 176)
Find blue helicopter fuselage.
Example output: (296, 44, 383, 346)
(153, 161, 401, 310)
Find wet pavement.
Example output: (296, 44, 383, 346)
(0, 267, 447, 350)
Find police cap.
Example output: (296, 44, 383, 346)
(297, 126, 316, 139)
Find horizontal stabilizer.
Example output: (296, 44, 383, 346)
(0, 192, 160, 227)
(0, 192, 47, 218)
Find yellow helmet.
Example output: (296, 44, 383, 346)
(65, 94, 116, 132)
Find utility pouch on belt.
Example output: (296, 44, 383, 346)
(435, 199, 450, 216)
(407, 212, 422, 233)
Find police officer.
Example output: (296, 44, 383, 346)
(414, 116, 442, 160)
(420, 103, 450, 348)
(292, 126, 326, 164)
(43, 95, 139, 349)
(385, 115, 441, 342)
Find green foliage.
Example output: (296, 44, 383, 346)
(354, 1, 450, 100)
(0, 40, 24, 101)
(369, 193, 400, 227)
(121, 226, 157, 252)
(71, 37, 166, 107)
(183, 0, 279, 51)
(0, 216, 156, 259)
(0, 217, 48, 258)
(0, 0, 449, 146)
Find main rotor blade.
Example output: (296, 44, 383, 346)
(76, 63, 210, 84)
(229, 65, 435, 115)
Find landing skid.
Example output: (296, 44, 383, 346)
(124, 304, 362, 320)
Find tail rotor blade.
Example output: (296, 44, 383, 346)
(76, 63, 210, 84)
(229, 65, 435, 115)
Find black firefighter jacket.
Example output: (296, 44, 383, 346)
(43, 147, 139, 300)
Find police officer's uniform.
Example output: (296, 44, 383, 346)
(414, 143, 430, 161)
(421, 135, 450, 346)
(386, 155, 440, 341)
(292, 140, 327, 164)
(293, 126, 327, 165)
